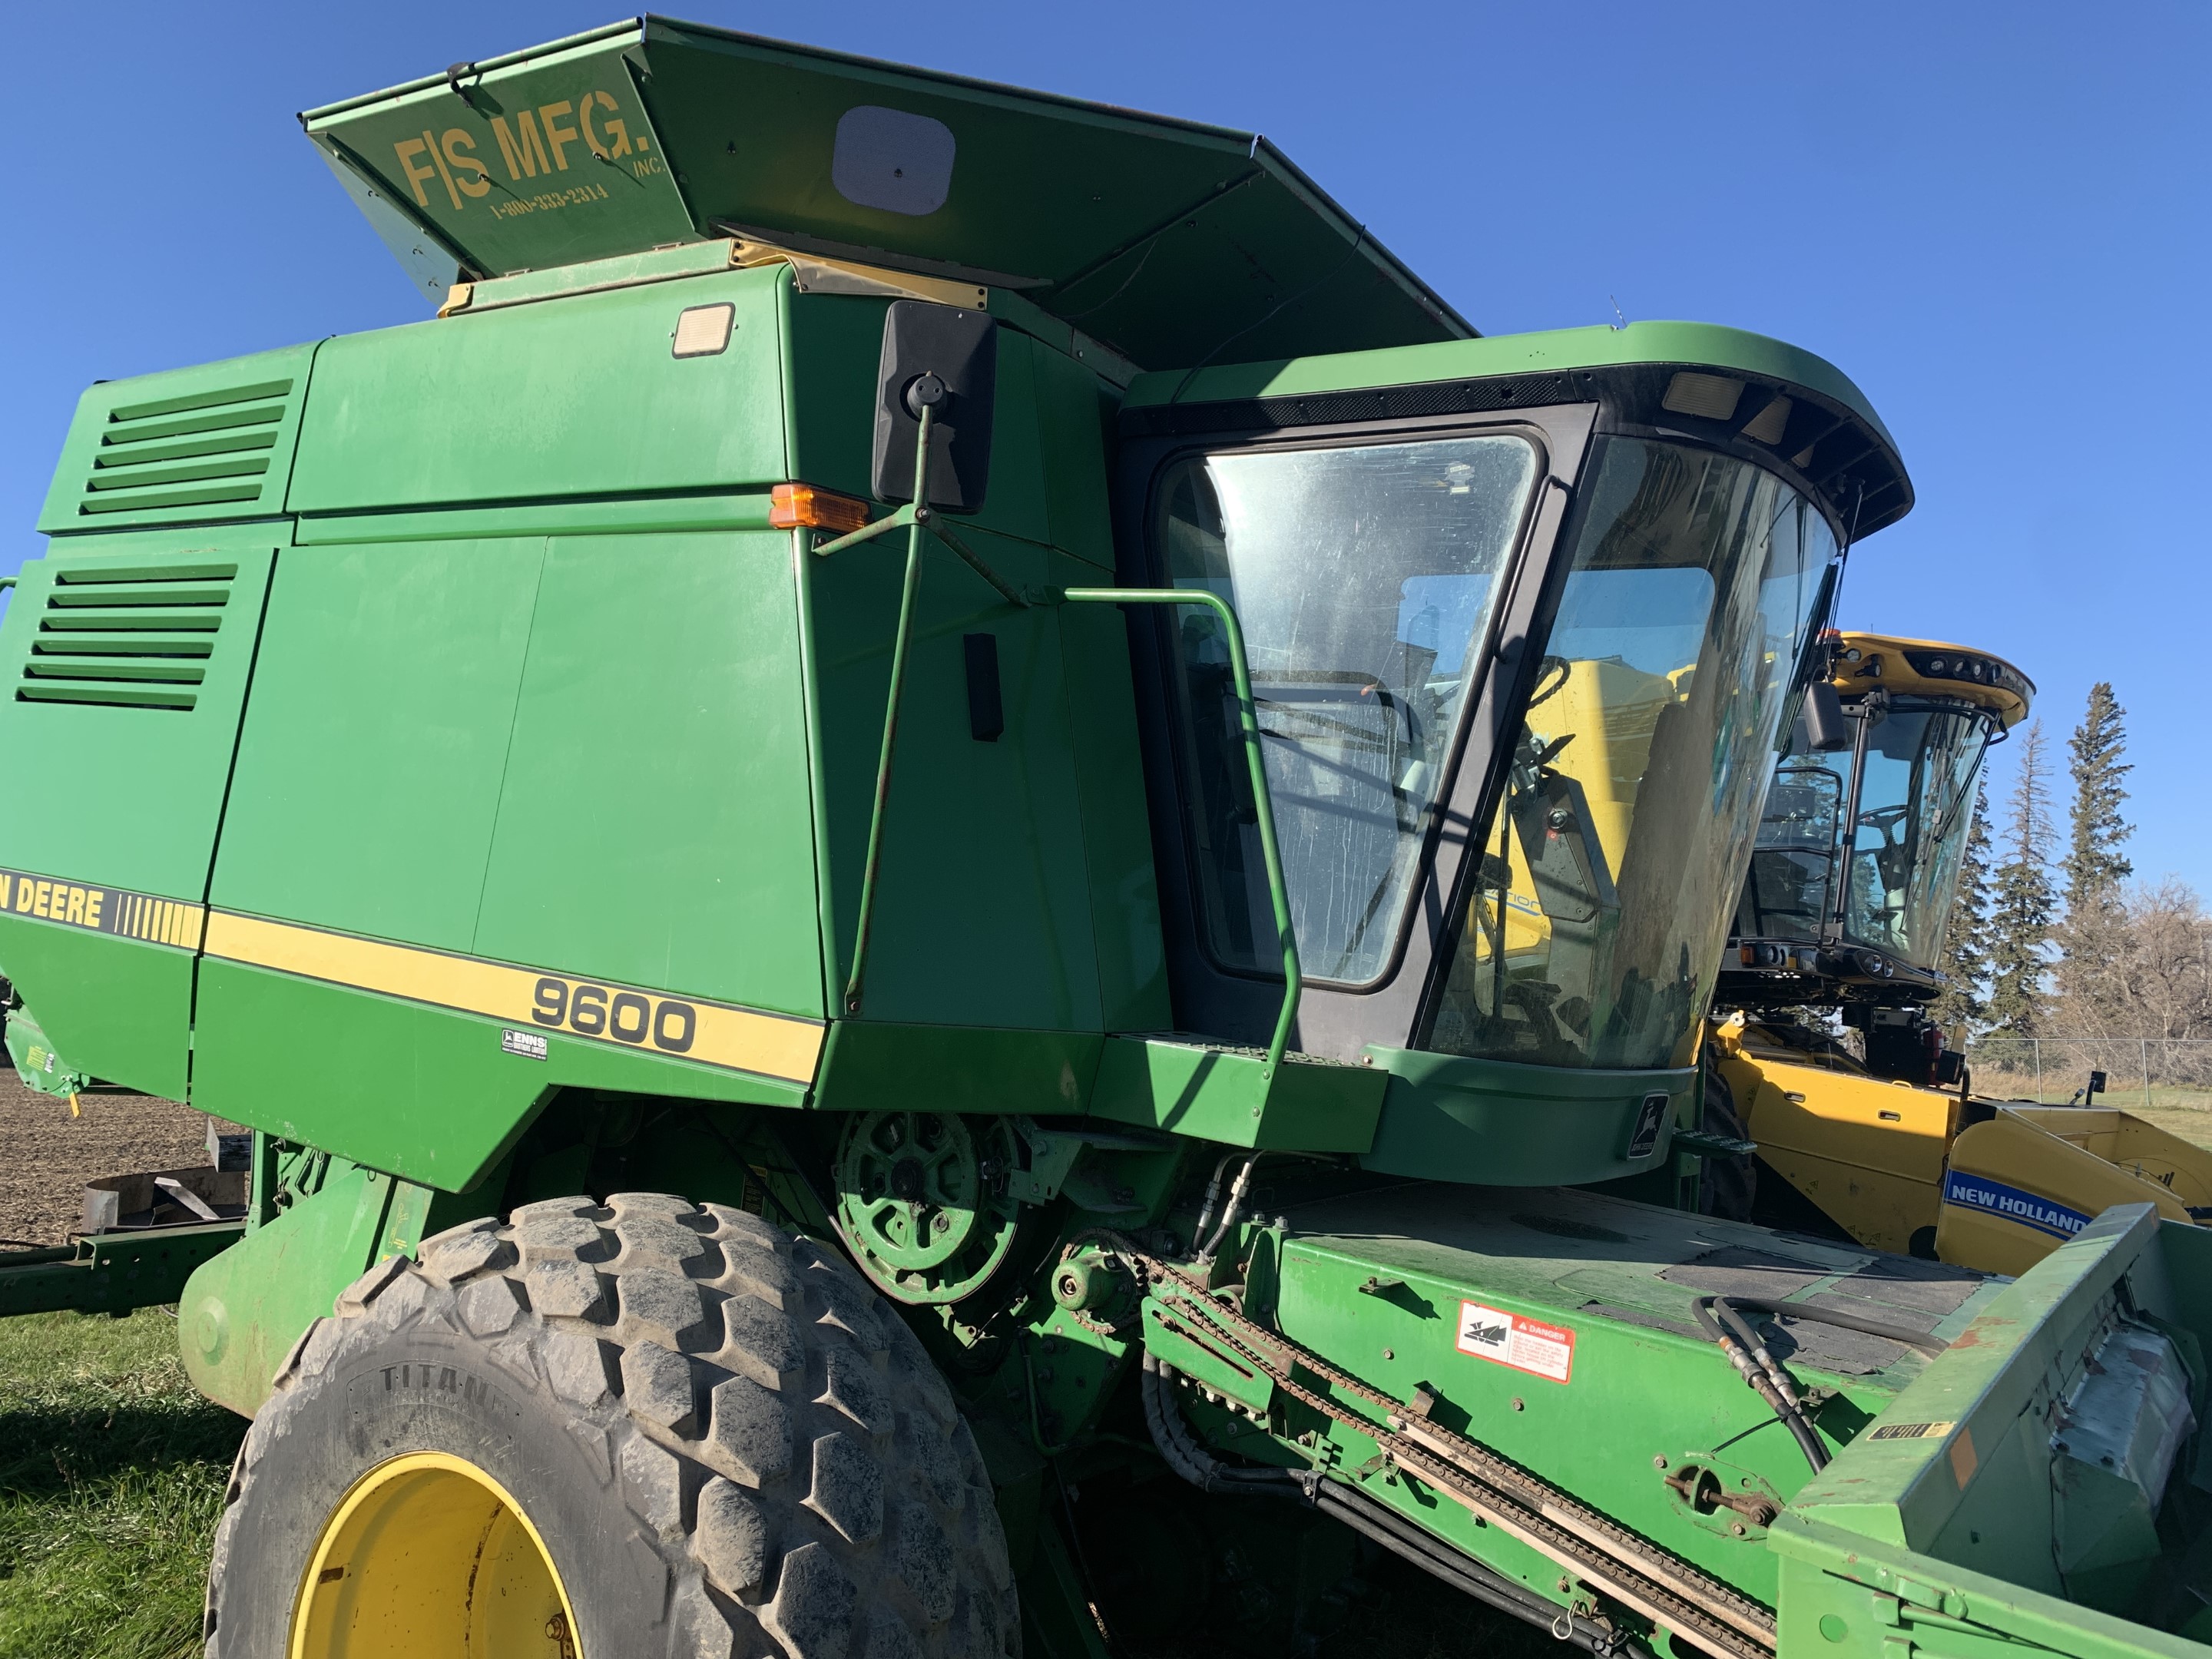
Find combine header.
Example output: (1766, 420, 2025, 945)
(2, 18, 2207, 1659)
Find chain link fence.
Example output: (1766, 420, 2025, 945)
(1965, 1037, 2212, 1113)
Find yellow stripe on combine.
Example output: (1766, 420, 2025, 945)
(201, 911, 823, 1085)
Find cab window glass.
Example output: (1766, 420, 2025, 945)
(1432, 436, 1836, 1070)
(1154, 435, 1538, 985)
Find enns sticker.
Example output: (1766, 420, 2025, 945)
(1457, 1301, 1575, 1383)
(502, 1028, 549, 1060)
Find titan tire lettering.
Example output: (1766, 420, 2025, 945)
(569, 984, 608, 1036)
(653, 1000, 696, 1054)
(531, 976, 568, 1028)
(609, 991, 651, 1045)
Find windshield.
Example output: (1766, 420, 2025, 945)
(1840, 704, 1992, 967)
(1429, 435, 1836, 1070)
(1155, 435, 1540, 984)
(1734, 760, 1846, 942)
(1731, 700, 1996, 972)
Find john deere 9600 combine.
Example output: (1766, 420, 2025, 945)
(5, 20, 2210, 1659)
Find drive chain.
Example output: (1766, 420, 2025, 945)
(1105, 1234, 1778, 1659)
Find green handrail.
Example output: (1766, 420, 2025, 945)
(837, 401, 937, 1016)
(814, 449, 1300, 1075)
(825, 403, 1033, 1016)
(1061, 586, 1302, 1078)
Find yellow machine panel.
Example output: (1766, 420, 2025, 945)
(1936, 1108, 2211, 1277)
(1715, 1024, 1957, 1256)
(1472, 658, 1675, 961)
(1719, 1018, 2212, 1274)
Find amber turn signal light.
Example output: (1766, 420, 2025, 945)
(770, 483, 872, 532)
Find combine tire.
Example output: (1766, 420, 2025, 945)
(203, 1194, 1017, 1659)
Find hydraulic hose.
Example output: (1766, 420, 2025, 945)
(1139, 1353, 1319, 1498)
(1139, 1354, 1644, 1657)
(1717, 1296, 1949, 1358)
(1692, 1299, 1828, 1474)
(1187, 1152, 1245, 1254)
(1713, 1302, 1813, 1423)
(1197, 1153, 1263, 1264)
(1313, 1483, 1652, 1658)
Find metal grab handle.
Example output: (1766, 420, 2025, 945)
(830, 405, 1033, 1016)
(838, 402, 936, 1016)
(1061, 586, 1302, 1078)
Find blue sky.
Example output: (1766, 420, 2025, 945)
(5, 2, 2205, 892)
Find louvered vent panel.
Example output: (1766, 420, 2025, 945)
(19, 565, 237, 711)
(66, 379, 293, 520)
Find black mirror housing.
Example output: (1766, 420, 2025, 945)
(1801, 681, 1850, 752)
(873, 301, 997, 512)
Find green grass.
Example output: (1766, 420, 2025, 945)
(0, 1310, 244, 1659)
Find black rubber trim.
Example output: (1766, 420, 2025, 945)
(1118, 373, 1590, 439)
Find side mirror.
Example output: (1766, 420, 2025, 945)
(1800, 681, 1849, 752)
(1933, 1051, 1965, 1087)
(873, 301, 997, 512)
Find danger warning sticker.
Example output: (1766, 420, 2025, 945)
(1456, 1301, 1575, 1383)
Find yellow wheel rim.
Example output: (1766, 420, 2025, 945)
(290, 1452, 583, 1659)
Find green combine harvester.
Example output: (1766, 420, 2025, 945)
(4, 20, 2208, 1659)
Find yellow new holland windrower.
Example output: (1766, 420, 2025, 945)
(1713, 632, 2212, 1275)
(2, 22, 2211, 1659)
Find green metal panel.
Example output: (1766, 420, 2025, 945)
(1057, 601, 1171, 1031)
(1780, 1205, 2158, 1554)
(0, 919, 190, 1098)
(1766, 1207, 2210, 1658)
(0, 529, 273, 1096)
(780, 288, 886, 502)
(1033, 343, 1118, 574)
(293, 493, 777, 545)
(975, 330, 1053, 550)
(208, 538, 543, 949)
(812, 1021, 1101, 1118)
(1361, 1048, 1695, 1187)
(780, 289, 1055, 552)
(1177, 1186, 1998, 1622)
(177, 1161, 428, 1417)
(1126, 320, 1899, 460)
(471, 530, 823, 1017)
(807, 535, 1104, 1031)
(302, 25, 697, 280)
(190, 962, 803, 1190)
(286, 267, 786, 515)
(36, 345, 316, 534)
(1089, 1036, 1386, 1151)
(303, 22, 1469, 369)
(0, 1223, 242, 1317)
(0, 534, 275, 899)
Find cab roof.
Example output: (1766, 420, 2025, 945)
(1833, 632, 2033, 726)
(1120, 320, 1914, 539)
(302, 17, 1471, 371)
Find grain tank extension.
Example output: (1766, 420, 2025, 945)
(2, 20, 2210, 1659)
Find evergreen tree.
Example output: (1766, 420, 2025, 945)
(1985, 720, 2058, 1035)
(1929, 786, 1995, 1033)
(2058, 683, 2134, 1014)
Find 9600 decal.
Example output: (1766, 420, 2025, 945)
(530, 975, 697, 1054)
(199, 909, 824, 1084)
